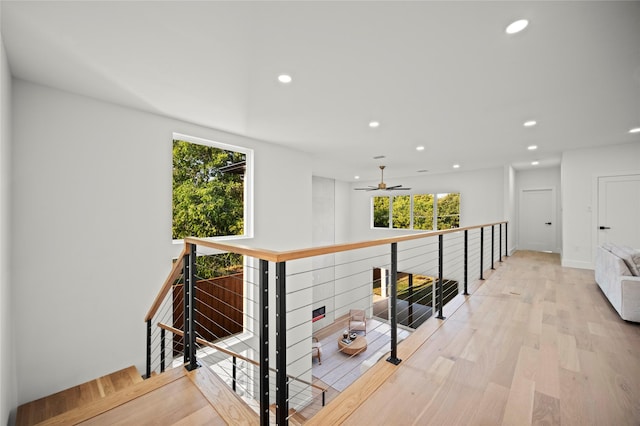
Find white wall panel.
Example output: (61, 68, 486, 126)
(11, 80, 313, 405)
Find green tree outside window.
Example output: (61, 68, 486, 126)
(373, 196, 390, 228)
(437, 193, 460, 229)
(413, 194, 434, 230)
(392, 195, 411, 229)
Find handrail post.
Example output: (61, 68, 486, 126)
(499, 223, 503, 262)
(505, 222, 509, 257)
(276, 261, 288, 425)
(480, 227, 485, 280)
(408, 274, 414, 328)
(491, 224, 495, 270)
(463, 230, 469, 295)
(436, 234, 445, 319)
(259, 260, 269, 426)
(182, 251, 189, 365)
(386, 243, 401, 365)
(232, 356, 237, 392)
(146, 319, 151, 378)
(160, 328, 166, 373)
(184, 243, 199, 371)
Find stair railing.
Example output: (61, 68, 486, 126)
(145, 221, 508, 425)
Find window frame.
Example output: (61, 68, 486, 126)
(371, 192, 460, 231)
(172, 132, 254, 244)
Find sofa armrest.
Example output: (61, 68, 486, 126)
(620, 277, 640, 322)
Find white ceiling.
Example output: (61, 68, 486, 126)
(2, 1, 639, 183)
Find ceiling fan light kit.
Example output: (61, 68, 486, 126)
(354, 166, 411, 191)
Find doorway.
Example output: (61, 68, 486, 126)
(519, 187, 557, 252)
(597, 174, 640, 248)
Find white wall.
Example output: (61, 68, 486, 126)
(504, 166, 516, 254)
(311, 176, 336, 331)
(0, 24, 17, 426)
(515, 166, 562, 253)
(11, 80, 313, 406)
(310, 177, 352, 331)
(562, 142, 640, 269)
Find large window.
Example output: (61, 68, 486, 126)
(372, 193, 460, 230)
(172, 134, 252, 240)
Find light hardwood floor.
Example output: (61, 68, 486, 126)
(309, 250, 640, 425)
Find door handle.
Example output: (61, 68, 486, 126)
(545, 222, 552, 225)
(599, 226, 611, 230)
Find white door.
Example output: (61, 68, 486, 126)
(597, 174, 640, 248)
(519, 188, 556, 252)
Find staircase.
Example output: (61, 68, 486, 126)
(16, 365, 259, 425)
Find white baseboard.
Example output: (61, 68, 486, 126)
(561, 258, 594, 270)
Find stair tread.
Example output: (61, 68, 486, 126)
(16, 365, 143, 426)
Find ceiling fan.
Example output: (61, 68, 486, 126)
(354, 165, 411, 191)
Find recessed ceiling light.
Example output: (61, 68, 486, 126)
(453, 164, 460, 169)
(629, 127, 640, 134)
(506, 19, 529, 34)
(416, 146, 425, 151)
(369, 121, 380, 128)
(277, 74, 292, 84)
(524, 120, 537, 127)
(354, 175, 360, 180)
(527, 145, 538, 150)
(531, 161, 539, 166)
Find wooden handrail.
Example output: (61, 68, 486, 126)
(185, 220, 507, 262)
(144, 245, 189, 322)
(157, 323, 327, 393)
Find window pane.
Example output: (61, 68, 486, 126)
(413, 194, 434, 230)
(437, 193, 460, 230)
(373, 196, 390, 228)
(392, 195, 411, 229)
(173, 139, 245, 239)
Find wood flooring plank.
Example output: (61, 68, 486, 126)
(557, 332, 580, 372)
(558, 367, 592, 426)
(531, 391, 560, 426)
(535, 342, 560, 399)
(469, 382, 510, 426)
(172, 406, 228, 426)
(501, 376, 534, 426)
(187, 366, 258, 425)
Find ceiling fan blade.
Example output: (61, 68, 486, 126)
(353, 165, 409, 191)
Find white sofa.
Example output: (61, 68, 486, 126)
(595, 243, 640, 322)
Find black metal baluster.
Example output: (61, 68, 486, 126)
(491, 224, 495, 270)
(276, 262, 288, 424)
(185, 243, 199, 371)
(160, 328, 166, 373)
(499, 223, 503, 262)
(480, 227, 484, 280)
(259, 260, 269, 426)
(387, 243, 401, 365)
(464, 230, 469, 295)
(146, 319, 151, 378)
(436, 234, 445, 319)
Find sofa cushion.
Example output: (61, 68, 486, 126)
(607, 244, 640, 276)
